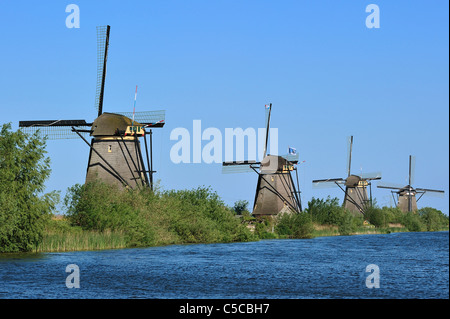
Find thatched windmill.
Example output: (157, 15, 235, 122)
(312, 136, 381, 215)
(19, 25, 165, 190)
(377, 155, 444, 212)
(222, 104, 302, 217)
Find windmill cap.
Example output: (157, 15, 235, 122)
(260, 155, 290, 174)
(91, 112, 142, 136)
(345, 175, 362, 187)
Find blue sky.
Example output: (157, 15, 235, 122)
(0, 0, 448, 214)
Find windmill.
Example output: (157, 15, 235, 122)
(377, 155, 444, 212)
(222, 104, 302, 217)
(312, 136, 381, 215)
(19, 25, 165, 190)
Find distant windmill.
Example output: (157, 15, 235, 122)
(377, 155, 444, 212)
(312, 136, 382, 215)
(222, 104, 302, 216)
(19, 25, 165, 190)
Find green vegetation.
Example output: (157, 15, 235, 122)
(0, 123, 59, 253)
(38, 218, 127, 252)
(305, 197, 363, 236)
(0, 124, 448, 253)
(61, 181, 255, 249)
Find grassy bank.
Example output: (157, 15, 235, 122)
(11, 181, 450, 253)
(40, 181, 256, 252)
(36, 219, 127, 252)
(37, 217, 443, 253)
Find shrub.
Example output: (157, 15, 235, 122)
(364, 206, 388, 228)
(418, 207, 449, 231)
(306, 196, 344, 225)
(63, 181, 254, 247)
(275, 212, 314, 239)
(305, 196, 361, 235)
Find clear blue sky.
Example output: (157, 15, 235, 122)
(1, 0, 448, 214)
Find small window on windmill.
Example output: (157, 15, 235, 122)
(108, 145, 112, 153)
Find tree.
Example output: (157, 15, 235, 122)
(418, 207, 449, 231)
(0, 123, 58, 252)
(233, 200, 250, 215)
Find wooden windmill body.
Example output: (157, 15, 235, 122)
(312, 136, 381, 216)
(19, 26, 165, 190)
(85, 113, 149, 189)
(222, 104, 302, 217)
(377, 155, 444, 212)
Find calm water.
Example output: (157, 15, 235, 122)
(0, 231, 448, 299)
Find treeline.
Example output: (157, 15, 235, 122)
(234, 196, 449, 240)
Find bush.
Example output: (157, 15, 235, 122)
(418, 207, 449, 231)
(306, 197, 342, 225)
(63, 181, 254, 247)
(305, 196, 361, 235)
(364, 206, 388, 228)
(401, 211, 426, 232)
(276, 212, 314, 239)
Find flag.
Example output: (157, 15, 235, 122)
(288, 147, 297, 155)
(265, 104, 271, 109)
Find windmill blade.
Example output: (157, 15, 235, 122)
(222, 160, 259, 174)
(221, 165, 256, 174)
(222, 160, 259, 167)
(360, 171, 382, 180)
(377, 182, 404, 190)
(19, 120, 91, 140)
(263, 103, 272, 158)
(312, 178, 345, 189)
(415, 187, 445, 197)
(95, 25, 110, 117)
(346, 135, 353, 177)
(409, 155, 416, 185)
(114, 110, 165, 127)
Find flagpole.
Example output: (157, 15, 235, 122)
(132, 85, 138, 126)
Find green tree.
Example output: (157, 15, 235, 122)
(418, 207, 449, 231)
(233, 200, 250, 215)
(364, 206, 388, 228)
(0, 123, 59, 252)
(275, 212, 314, 239)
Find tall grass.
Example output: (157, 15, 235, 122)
(37, 229, 127, 252)
(36, 219, 127, 252)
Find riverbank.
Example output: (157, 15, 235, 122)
(34, 217, 444, 253)
(3, 180, 448, 254)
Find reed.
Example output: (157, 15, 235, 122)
(36, 220, 127, 252)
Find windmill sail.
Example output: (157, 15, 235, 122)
(114, 110, 165, 127)
(95, 25, 110, 117)
(312, 177, 346, 189)
(18, 25, 166, 191)
(221, 103, 302, 215)
(359, 172, 382, 180)
(347, 135, 353, 177)
(263, 103, 272, 158)
(377, 155, 445, 212)
(19, 119, 91, 140)
(312, 135, 381, 215)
